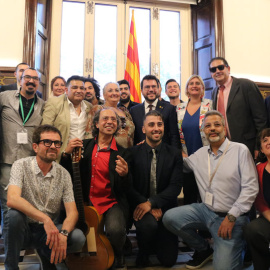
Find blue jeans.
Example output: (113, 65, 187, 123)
(4, 209, 86, 270)
(163, 203, 248, 270)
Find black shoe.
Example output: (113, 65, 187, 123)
(113, 255, 127, 270)
(186, 247, 213, 269)
(136, 252, 150, 268)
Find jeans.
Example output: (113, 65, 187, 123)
(4, 209, 86, 270)
(163, 203, 248, 270)
(0, 164, 12, 231)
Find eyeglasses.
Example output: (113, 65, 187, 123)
(22, 75, 40, 82)
(209, 65, 227, 73)
(38, 139, 63, 148)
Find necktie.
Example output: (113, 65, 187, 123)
(217, 85, 226, 119)
(148, 104, 154, 111)
(150, 149, 157, 196)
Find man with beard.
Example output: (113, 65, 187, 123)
(42, 75, 92, 159)
(128, 110, 182, 268)
(0, 62, 42, 98)
(130, 75, 180, 148)
(84, 77, 104, 105)
(0, 67, 44, 229)
(4, 125, 85, 270)
(117, 79, 139, 112)
(163, 110, 259, 270)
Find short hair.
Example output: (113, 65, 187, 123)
(32, 125, 62, 144)
(117, 79, 130, 89)
(165, 79, 179, 89)
(185, 74, 205, 97)
(143, 110, 164, 124)
(67, 75, 84, 86)
(21, 67, 39, 80)
(140, 75, 158, 90)
(256, 128, 270, 163)
(208, 57, 229, 68)
(103, 82, 119, 95)
(84, 77, 101, 99)
(204, 110, 225, 126)
(15, 62, 29, 72)
(50, 76, 67, 91)
(91, 108, 120, 138)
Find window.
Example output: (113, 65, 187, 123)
(51, 0, 191, 99)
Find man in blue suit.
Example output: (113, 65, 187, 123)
(130, 75, 180, 149)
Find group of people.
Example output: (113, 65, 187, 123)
(0, 56, 269, 270)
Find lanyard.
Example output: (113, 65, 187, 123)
(19, 94, 35, 126)
(208, 141, 230, 188)
(31, 159, 54, 212)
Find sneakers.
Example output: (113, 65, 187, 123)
(186, 247, 213, 269)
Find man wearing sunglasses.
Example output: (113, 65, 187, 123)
(0, 67, 45, 234)
(210, 57, 267, 158)
(4, 125, 85, 270)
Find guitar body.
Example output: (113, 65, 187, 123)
(66, 148, 114, 270)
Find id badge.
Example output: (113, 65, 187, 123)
(17, 129, 28, 144)
(205, 191, 214, 206)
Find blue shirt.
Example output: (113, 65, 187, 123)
(184, 138, 259, 218)
(182, 107, 203, 155)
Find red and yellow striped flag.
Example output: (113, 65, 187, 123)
(124, 10, 141, 103)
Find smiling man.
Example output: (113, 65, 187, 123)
(210, 57, 267, 158)
(128, 110, 183, 268)
(4, 125, 85, 270)
(0, 67, 44, 231)
(42, 75, 92, 158)
(163, 110, 259, 270)
(84, 77, 104, 105)
(130, 75, 180, 148)
(165, 79, 182, 106)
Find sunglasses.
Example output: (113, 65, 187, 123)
(209, 65, 227, 73)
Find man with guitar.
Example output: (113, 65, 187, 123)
(61, 108, 131, 270)
(4, 125, 86, 270)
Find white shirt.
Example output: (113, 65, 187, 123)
(68, 99, 87, 140)
(144, 99, 158, 114)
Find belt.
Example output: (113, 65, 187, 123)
(214, 212, 249, 218)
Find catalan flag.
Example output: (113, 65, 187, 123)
(124, 10, 141, 103)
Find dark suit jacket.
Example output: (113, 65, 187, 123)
(264, 95, 270, 127)
(212, 77, 267, 154)
(128, 142, 183, 213)
(130, 100, 181, 148)
(117, 100, 139, 112)
(0, 83, 43, 98)
(60, 138, 131, 221)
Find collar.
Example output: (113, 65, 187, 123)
(94, 137, 118, 152)
(33, 157, 56, 178)
(144, 98, 158, 110)
(67, 98, 86, 111)
(207, 137, 229, 155)
(218, 75, 232, 88)
(145, 141, 162, 154)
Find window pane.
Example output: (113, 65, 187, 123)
(60, 1, 85, 79)
(129, 7, 150, 80)
(94, 4, 117, 89)
(160, 10, 181, 100)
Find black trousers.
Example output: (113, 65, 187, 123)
(134, 212, 178, 267)
(243, 216, 270, 270)
(183, 172, 201, 205)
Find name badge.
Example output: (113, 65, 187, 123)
(205, 191, 214, 206)
(17, 129, 28, 144)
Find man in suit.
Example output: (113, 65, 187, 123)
(0, 67, 44, 230)
(130, 75, 180, 148)
(42, 75, 92, 158)
(117, 79, 139, 112)
(61, 108, 131, 270)
(128, 110, 183, 267)
(0, 62, 43, 98)
(210, 57, 267, 158)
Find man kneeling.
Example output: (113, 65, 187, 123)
(4, 125, 85, 270)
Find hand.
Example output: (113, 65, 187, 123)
(50, 233, 67, 264)
(136, 140, 145, 145)
(182, 151, 188, 158)
(133, 201, 151, 221)
(150, 208, 163, 221)
(65, 138, 83, 154)
(217, 216, 235, 239)
(43, 218, 60, 249)
(115, 155, 128, 176)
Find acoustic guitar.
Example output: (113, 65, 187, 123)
(66, 147, 114, 270)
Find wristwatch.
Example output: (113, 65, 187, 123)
(227, 213, 236, 222)
(60, 229, 69, 237)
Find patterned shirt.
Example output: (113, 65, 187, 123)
(8, 156, 74, 223)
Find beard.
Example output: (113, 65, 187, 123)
(206, 130, 226, 143)
(120, 95, 130, 103)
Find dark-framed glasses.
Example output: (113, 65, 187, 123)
(22, 75, 40, 82)
(39, 139, 63, 148)
(209, 65, 227, 73)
